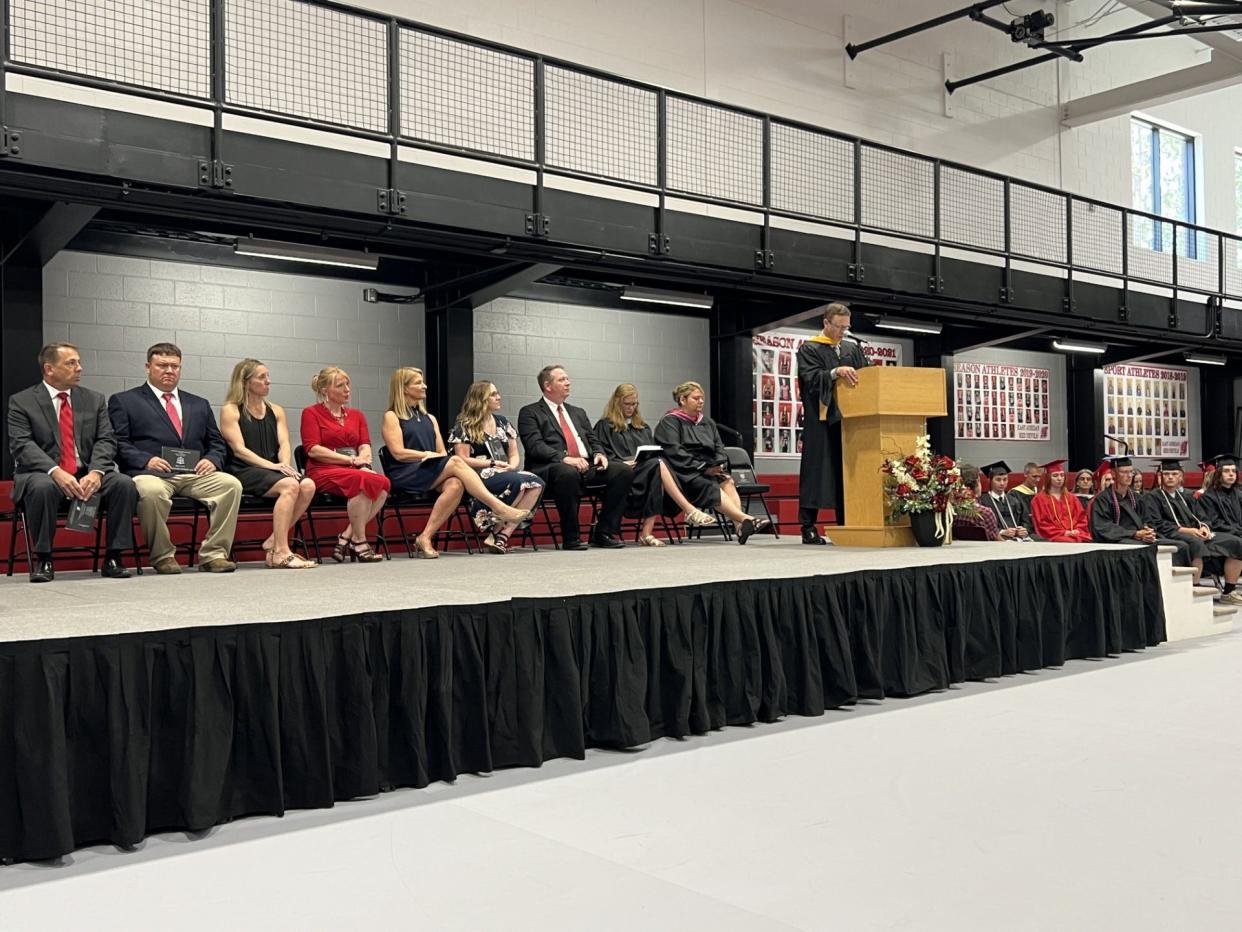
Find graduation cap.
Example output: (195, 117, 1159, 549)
(981, 460, 1011, 479)
(1211, 454, 1237, 468)
(1153, 458, 1184, 472)
(1103, 455, 1132, 469)
(1039, 459, 1067, 472)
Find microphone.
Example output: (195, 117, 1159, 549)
(1103, 433, 1131, 455)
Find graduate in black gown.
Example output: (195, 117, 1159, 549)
(593, 383, 716, 546)
(977, 461, 1034, 541)
(1140, 458, 1242, 593)
(795, 302, 869, 544)
(1089, 456, 1192, 566)
(1199, 455, 1242, 536)
(654, 380, 771, 544)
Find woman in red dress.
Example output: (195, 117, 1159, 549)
(301, 366, 390, 562)
(1030, 458, 1092, 543)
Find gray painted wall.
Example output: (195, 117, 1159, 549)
(42, 250, 423, 452)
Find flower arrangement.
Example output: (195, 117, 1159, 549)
(881, 435, 978, 523)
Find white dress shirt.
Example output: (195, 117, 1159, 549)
(149, 382, 183, 423)
(543, 396, 586, 457)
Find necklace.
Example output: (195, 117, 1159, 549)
(323, 402, 347, 424)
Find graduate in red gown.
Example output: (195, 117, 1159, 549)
(1030, 458, 1092, 543)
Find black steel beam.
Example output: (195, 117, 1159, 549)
(1201, 366, 1236, 462)
(1065, 356, 1105, 469)
(1, 257, 42, 481)
(423, 300, 475, 425)
(710, 299, 756, 454)
(449, 262, 562, 309)
(846, 1, 1009, 58)
(2, 201, 98, 266)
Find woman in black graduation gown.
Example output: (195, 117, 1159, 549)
(594, 383, 716, 546)
(653, 380, 770, 545)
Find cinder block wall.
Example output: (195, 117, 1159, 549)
(472, 296, 712, 434)
(42, 251, 424, 451)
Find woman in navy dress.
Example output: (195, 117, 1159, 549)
(380, 367, 531, 558)
(449, 380, 545, 554)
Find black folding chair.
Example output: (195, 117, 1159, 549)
(295, 445, 389, 562)
(5, 497, 144, 576)
(378, 488, 481, 557)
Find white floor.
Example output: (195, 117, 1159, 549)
(4, 626, 1242, 930)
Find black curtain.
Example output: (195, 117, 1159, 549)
(0, 547, 1164, 863)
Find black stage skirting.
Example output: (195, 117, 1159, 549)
(0, 547, 1165, 863)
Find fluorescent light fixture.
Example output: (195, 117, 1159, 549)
(874, 316, 942, 335)
(619, 286, 714, 309)
(234, 238, 379, 270)
(1185, 351, 1227, 366)
(1051, 337, 1107, 354)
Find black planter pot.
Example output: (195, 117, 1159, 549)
(909, 510, 945, 547)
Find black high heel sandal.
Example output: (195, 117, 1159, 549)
(332, 533, 353, 563)
(349, 539, 383, 563)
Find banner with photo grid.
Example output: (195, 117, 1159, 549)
(954, 362, 1051, 442)
(1102, 363, 1189, 458)
(753, 329, 904, 458)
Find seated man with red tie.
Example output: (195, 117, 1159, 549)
(1030, 459, 1092, 543)
(7, 342, 138, 582)
(107, 342, 243, 574)
(517, 364, 633, 550)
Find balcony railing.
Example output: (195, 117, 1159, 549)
(4, 0, 1241, 313)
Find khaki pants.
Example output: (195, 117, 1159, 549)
(133, 471, 243, 565)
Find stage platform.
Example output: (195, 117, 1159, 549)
(0, 538, 1166, 863)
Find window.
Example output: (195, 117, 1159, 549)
(1130, 117, 1196, 254)
(1235, 150, 1242, 233)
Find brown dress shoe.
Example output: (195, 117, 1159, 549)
(198, 557, 237, 573)
(153, 557, 182, 575)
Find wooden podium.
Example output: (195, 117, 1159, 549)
(827, 366, 948, 548)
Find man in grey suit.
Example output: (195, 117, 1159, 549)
(7, 342, 138, 581)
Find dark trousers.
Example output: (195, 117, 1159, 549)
(542, 460, 633, 541)
(19, 470, 138, 555)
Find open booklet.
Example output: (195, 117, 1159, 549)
(634, 445, 662, 463)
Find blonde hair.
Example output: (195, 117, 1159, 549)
(672, 380, 703, 405)
(456, 380, 496, 443)
(224, 358, 265, 418)
(310, 366, 349, 399)
(387, 367, 427, 420)
(602, 383, 645, 432)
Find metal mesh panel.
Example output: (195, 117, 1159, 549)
(940, 167, 1003, 251)
(10, 0, 210, 97)
(1225, 237, 1242, 299)
(544, 66, 656, 185)
(226, 0, 388, 133)
(1070, 200, 1123, 275)
(859, 145, 933, 238)
(1128, 215, 1173, 284)
(666, 97, 763, 205)
(1009, 184, 1066, 264)
(769, 123, 854, 223)
(401, 29, 535, 161)
(1175, 227, 1220, 293)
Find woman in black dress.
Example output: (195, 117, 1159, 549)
(594, 383, 716, 546)
(220, 358, 317, 568)
(654, 380, 770, 545)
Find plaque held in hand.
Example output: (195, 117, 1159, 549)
(66, 494, 101, 532)
(162, 446, 200, 473)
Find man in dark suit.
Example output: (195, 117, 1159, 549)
(107, 342, 242, 574)
(517, 364, 632, 550)
(7, 342, 138, 582)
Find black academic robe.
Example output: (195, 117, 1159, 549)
(796, 337, 869, 515)
(653, 413, 729, 510)
(1199, 485, 1242, 535)
(594, 419, 676, 519)
(1140, 488, 1242, 561)
(1090, 487, 1191, 566)
(979, 490, 1035, 538)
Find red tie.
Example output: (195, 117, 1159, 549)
(557, 405, 581, 458)
(56, 392, 76, 474)
(163, 392, 183, 439)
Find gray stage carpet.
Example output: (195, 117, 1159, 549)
(0, 537, 1116, 642)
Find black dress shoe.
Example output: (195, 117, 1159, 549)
(591, 534, 626, 549)
(802, 527, 828, 545)
(30, 559, 54, 583)
(100, 557, 132, 579)
(562, 539, 589, 551)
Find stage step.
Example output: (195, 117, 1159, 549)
(1157, 548, 1229, 642)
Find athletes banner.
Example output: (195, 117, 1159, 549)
(954, 362, 1050, 442)
(1102, 363, 1189, 458)
(752, 328, 904, 458)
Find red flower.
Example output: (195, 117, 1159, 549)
(896, 483, 912, 496)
